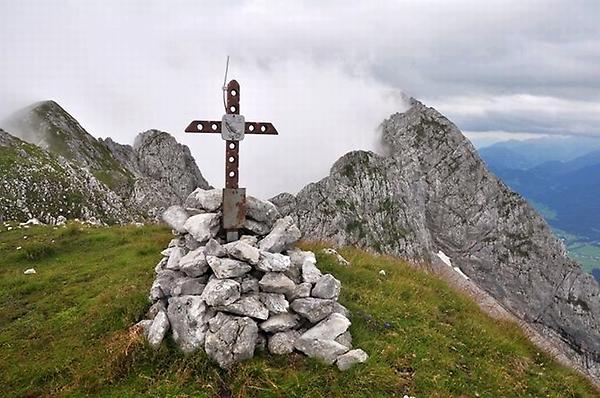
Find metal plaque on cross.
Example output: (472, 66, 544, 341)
(185, 80, 278, 242)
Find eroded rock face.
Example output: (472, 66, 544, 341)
(130, 130, 210, 216)
(139, 189, 367, 370)
(274, 99, 600, 381)
(205, 312, 258, 369)
(167, 296, 213, 353)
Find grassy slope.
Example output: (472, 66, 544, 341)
(0, 225, 597, 397)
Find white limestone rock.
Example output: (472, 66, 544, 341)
(311, 274, 342, 299)
(302, 260, 323, 284)
(256, 251, 292, 272)
(201, 278, 241, 306)
(184, 213, 220, 243)
(162, 205, 189, 233)
(150, 270, 187, 300)
(336, 349, 368, 371)
(147, 311, 170, 348)
(258, 272, 296, 298)
(288, 249, 316, 266)
(207, 256, 252, 279)
(134, 319, 152, 337)
(185, 234, 201, 251)
(258, 216, 301, 253)
(258, 292, 289, 315)
(167, 295, 214, 353)
(172, 277, 207, 296)
(240, 235, 258, 247)
(179, 247, 209, 277)
(332, 302, 351, 318)
(323, 248, 350, 266)
(226, 241, 261, 265)
(335, 331, 353, 350)
(165, 246, 186, 270)
(246, 196, 280, 226)
(154, 257, 167, 273)
(289, 282, 312, 300)
(216, 294, 269, 320)
(290, 297, 334, 323)
(301, 313, 350, 341)
(294, 337, 349, 365)
(259, 313, 300, 333)
(204, 312, 258, 369)
(146, 300, 167, 319)
(240, 275, 260, 294)
(205, 238, 227, 257)
(268, 330, 300, 355)
(185, 188, 223, 212)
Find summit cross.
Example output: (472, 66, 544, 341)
(185, 80, 279, 242)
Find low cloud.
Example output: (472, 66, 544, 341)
(1, 0, 599, 195)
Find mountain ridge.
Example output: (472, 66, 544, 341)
(272, 99, 600, 384)
(1, 101, 210, 222)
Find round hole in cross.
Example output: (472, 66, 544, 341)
(248, 125, 255, 131)
(228, 156, 235, 163)
(211, 123, 218, 130)
(260, 125, 267, 132)
(231, 90, 237, 96)
(230, 106, 236, 112)
(197, 123, 203, 131)
(229, 171, 235, 177)
(229, 143, 236, 149)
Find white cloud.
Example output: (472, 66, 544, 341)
(1, 0, 599, 196)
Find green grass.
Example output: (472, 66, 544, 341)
(0, 225, 597, 397)
(568, 244, 600, 273)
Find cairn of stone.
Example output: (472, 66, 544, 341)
(136, 188, 368, 371)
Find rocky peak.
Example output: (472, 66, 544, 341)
(4, 100, 134, 193)
(276, 100, 600, 383)
(123, 130, 211, 217)
(133, 129, 209, 199)
(2, 101, 212, 221)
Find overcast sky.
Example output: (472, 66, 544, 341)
(1, 1, 599, 197)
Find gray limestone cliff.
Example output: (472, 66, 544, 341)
(101, 130, 211, 217)
(274, 99, 600, 382)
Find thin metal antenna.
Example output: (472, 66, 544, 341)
(222, 56, 230, 111)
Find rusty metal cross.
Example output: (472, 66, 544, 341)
(185, 80, 278, 242)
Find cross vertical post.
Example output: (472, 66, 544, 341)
(185, 80, 279, 242)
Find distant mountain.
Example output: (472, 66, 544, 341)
(1, 101, 210, 223)
(479, 136, 600, 169)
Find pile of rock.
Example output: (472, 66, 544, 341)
(136, 188, 368, 371)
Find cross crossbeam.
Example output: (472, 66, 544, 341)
(185, 80, 278, 241)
